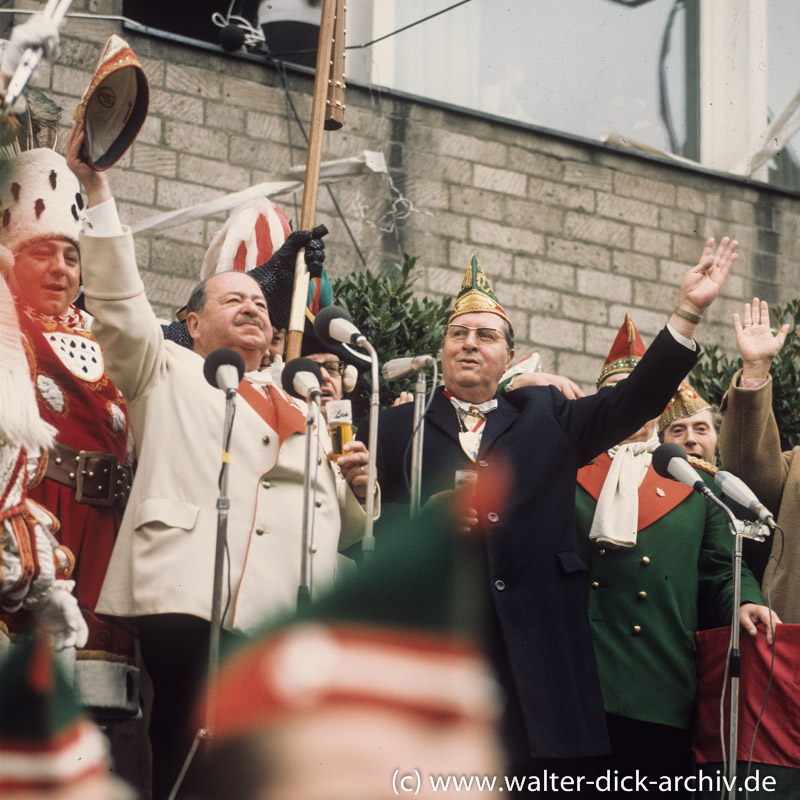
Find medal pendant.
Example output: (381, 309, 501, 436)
(459, 431, 481, 462)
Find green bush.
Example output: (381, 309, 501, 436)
(691, 299, 800, 450)
(331, 254, 453, 419)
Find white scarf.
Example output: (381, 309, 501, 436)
(588, 431, 660, 548)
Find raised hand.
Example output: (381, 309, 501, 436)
(678, 236, 738, 315)
(734, 298, 790, 380)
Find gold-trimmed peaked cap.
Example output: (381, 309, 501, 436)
(449, 255, 512, 328)
(597, 313, 647, 387)
(658, 379, 712, 433)
(73, 34, 149, 171)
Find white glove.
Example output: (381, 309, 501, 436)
(28, 580, 88, 650)
(1, 14, 61, 78)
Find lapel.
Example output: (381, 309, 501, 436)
(577, 452, 693, 531)
(478, 394, 518, 457)
(423, 387, 461, 446)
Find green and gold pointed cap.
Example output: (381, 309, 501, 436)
(449, 255, 511, 327)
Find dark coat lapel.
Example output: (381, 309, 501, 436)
(423, 387, 461, 445)
(478, 396, 518, 457)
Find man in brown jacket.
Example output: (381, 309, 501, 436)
(718, 298, 797, 623)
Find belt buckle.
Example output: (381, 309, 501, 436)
(75, 450, 116, 507)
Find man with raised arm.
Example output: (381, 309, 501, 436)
(65, 121, 373, 800)
(359, 241, 737, 778)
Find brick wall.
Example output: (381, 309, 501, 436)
(16, 0, 800, 390)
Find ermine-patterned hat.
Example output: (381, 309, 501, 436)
(0, 148, 82, 254)
(597, 313, 647, 388)
(449, 255, 512, 328)
(73, 34, 149, 171)
(658, 379, 712, 433)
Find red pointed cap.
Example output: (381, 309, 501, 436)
(596, 313, 647, 388)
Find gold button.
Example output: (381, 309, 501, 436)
(637, 591, 647, 600)
(54, 457, 62, 465)
(68, 472, 75, 480)
(262, 435, 270, 444)
(591, 581, 599, 589)
(87, 471, 94, 478)
(255, 526, 265, 535)
(261, 479, 271, 489)
(598, 548, 606, 556)
(641, 556, 650, 566)
(632, 625, 642, 635)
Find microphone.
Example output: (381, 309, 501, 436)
(652, 443, 712, 498)
(381, 354, 435, 381)
(203, 348, 245, 396)
(219, 23, 247, 52)
(715, 471, 776, 527)
(282, 358, 323, 405)
(314, 306, 365, 348)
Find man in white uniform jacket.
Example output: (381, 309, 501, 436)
(65, 123, 372, 799)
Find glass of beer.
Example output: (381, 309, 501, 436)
(327, 399, 353, 458)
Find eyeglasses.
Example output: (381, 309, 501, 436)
(446, 324, 504, 345)
(319, 360, 345, 376)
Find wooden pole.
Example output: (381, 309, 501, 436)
(285, 0, 343, 362)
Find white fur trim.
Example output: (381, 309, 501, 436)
(0, 149, 82, 254)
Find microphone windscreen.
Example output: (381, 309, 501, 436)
(314, 305, 352, 347)
(203, 348, 245, 389)
(651, 442, 688, 479)
(219, 24, 246, 52)
(281, 357, 323, 398)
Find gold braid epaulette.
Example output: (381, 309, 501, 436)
(687, 454, 718, 475)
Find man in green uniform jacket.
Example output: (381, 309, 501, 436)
(574, 315, 778, 798)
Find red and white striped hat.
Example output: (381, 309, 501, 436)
(200, 199, 291, 279)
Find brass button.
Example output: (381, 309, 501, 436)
(255, 526, 265, 536)
(641, 556, 650, 566)
(87, 471, 94, 478)
(262, 434, 270, 445)
(632, 625, 642, 635)
(487, 512, 499, 523)
(637, 591, 647, 600)
(598, 548, 606, 556)
(261, 479, 271, 489)
(591, 581, 599, 589)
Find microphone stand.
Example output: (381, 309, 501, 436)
(298, 399, 319, 611)
(168, 387, 237, 800)
(409, 369, 427, 517)
(697, 489, 768, 798)
(360, 337, 380, 558)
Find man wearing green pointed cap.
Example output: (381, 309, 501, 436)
(359, 239, 739, 775)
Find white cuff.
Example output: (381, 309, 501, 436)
(666, 322, 696, 351)
(82, 198, 124, 237)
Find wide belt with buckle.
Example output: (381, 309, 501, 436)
(44, 441, 132, 509)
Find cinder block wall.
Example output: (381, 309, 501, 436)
(15, 0, 800, 390)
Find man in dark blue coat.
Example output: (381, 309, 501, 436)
(358, 238, 738, 775)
